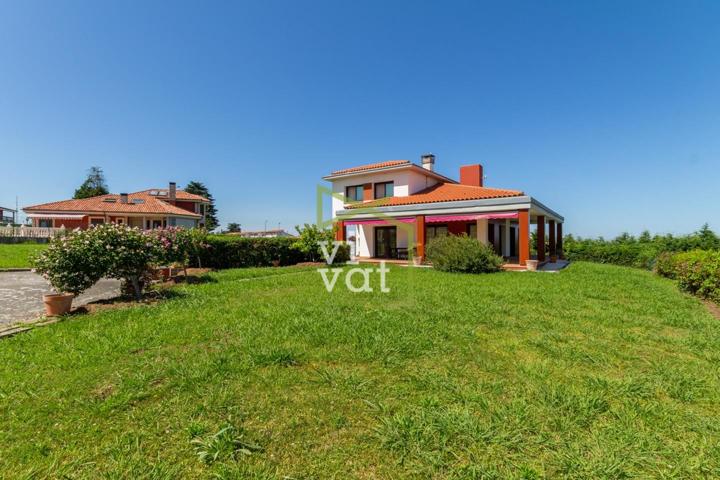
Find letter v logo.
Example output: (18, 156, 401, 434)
(318, 241, 343, 265)
(317, 268, 343, 292)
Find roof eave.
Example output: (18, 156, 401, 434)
(323, 163, 457, 184)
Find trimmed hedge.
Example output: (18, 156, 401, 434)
(563, 225, 720, 270)
(426, 234, 503, 274)
(196, 235, 349, 269)
(655, 250, 720, 302)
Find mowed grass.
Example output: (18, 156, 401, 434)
(1, 262, 720, 478)
(0, 243, 47, 268)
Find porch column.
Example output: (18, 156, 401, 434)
(557, 223, 564, 259)
(476, 218, 489, 245)
(548, 219, 556, 259)
(502, 219, 511, 257)
(334, 220, 346, 242)
(518, 209, 530, 266)
(415, 215, 426, 260)
(537, 215, 546, 262)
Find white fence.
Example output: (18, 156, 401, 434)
(0, 226, 66, 238)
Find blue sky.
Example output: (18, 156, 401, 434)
(1, 0, 718, 237)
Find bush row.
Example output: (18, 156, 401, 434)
(196, 230, 350, 269)
(563, 224, 720, 270)
(655, 250, 720, 302)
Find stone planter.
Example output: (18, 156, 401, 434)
(526, 260, 539, 271)
(412, 256, 423, 266)
(43, 293, 74, 316)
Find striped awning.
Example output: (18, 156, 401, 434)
(425, 212, 519, 223)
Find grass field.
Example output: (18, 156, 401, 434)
(0, 242, 47, 268)
(1, 262, 719, 478)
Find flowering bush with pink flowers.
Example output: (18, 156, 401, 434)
(32, 228, 108, 295)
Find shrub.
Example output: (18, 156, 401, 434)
(198, 236, 306, 269)
(426, 234, 503, 274)
(654, 252, 677, 279)
(94, 224, 161, 300)
(292, 224, 334, 263)
(32, 229, 107, 295)
(668, 250, 720, 302)
(563, 224, 720, 270)
(197, 231, 350, 269)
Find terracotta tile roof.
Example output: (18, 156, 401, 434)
(346, 183, 524, 209)
(331, 160, 411, 175)
(24, 190, 203, 217)
(134, 189, 209, 202)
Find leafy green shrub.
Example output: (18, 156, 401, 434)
(669, 250, 720, 302)
(198, 235, 306, 268)
(426, 234, 503, 273)
(93, 224, 161, 300)
(32, 229, 107, 295)
(198, 229, 350, 269)
(654, 252, 678, 279)
(563, 224, 720, 270)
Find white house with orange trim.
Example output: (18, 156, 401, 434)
(323, 155, 564, 267)
(23, 182, 209, 230)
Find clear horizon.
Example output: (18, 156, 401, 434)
(1, 1, 719, 237)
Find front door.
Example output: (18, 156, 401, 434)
(374, 226, 397, 259)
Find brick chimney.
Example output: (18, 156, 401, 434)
(169, 182, 177, 201)
(459, 164, 483, 187)
(120, 193, 129, 204)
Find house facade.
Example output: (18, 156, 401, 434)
(324, 155, 564, 266)
(23, 182, 209, 230)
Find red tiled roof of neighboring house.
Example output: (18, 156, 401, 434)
(346, 183, 524, 209)
(24, 190, 204, 218)
(133, 189, 209, 202)
(331, 160, 411, 175)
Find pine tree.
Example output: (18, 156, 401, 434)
(74, 166, 109, 199)
(185, 181, 219, 230)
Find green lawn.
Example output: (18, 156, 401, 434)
(1, 262, 719, 478)
(0, 242, 47, 268)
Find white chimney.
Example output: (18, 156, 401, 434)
(421, 153, 436, 171)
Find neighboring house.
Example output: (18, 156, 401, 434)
(0, 206, 16, 224)
(23, 182, 209, 230)
(228, 229, 294, 238)
(323, 154, 564, 266)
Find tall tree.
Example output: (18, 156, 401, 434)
(226, 222, 241, 233)
(74, 166, 109, 199)
(185, 181, 219, 230)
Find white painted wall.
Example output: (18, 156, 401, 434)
(329, 168, 440, 218)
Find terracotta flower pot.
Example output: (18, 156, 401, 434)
(526, 260, 539, 271)
(412, 256, 423, 266)
(272, 260, 281, 267)
(43, 293, 74, 316)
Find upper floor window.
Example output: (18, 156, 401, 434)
(374, 181, 394, 199)
(345, 185, 363, 202)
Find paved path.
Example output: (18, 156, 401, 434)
(0, 271, 121, 326)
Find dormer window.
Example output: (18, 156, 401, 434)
(345, 185, 364, 202)
(374, 181, 394, 199)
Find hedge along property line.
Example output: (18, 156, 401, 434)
(656, 250, 720, 303)
(196, 235, 350, 269)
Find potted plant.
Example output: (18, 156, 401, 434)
(32, 229, 106, 316)
(526, 259, 539, 271)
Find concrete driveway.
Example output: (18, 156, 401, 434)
(0, 271, 121, 326)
